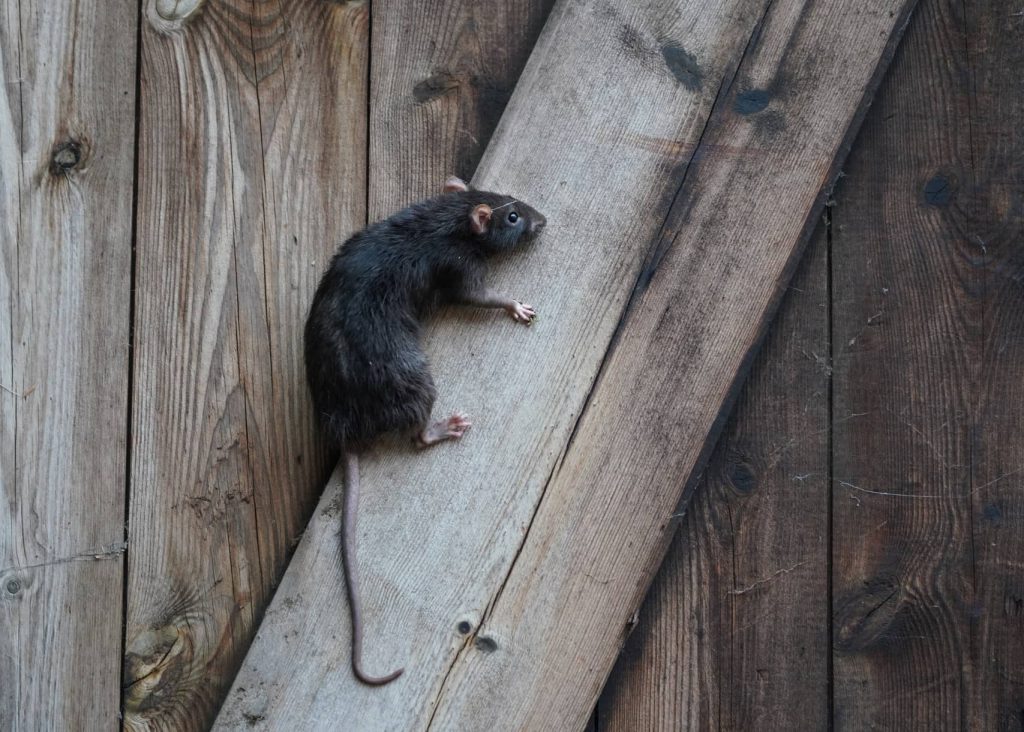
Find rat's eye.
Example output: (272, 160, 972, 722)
(508, 211, 519, 224)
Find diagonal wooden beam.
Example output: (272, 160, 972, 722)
(215, 0, 917, 728)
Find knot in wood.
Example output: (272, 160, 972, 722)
(413, 71, 460, 104)
(50, 141, 82, 175)
(123, 623, 193, 715)
(5, 578, 21, 595)
(154, 0, 203, 21)
(833, 576, 903, 652)
(923, 172, 957, 207)
(147, 0, 204, 32)
(474, 636, 498, 653)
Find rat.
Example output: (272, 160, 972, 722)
(303, 175, 546, 685)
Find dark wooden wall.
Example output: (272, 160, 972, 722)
(598, 0, 1024, 727)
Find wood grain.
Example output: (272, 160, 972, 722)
(828, 0, 977, 725)
(964, 0, 1024, 727)
(215, 0, 775, 726)
(598, 224, 830, 730)
(368, 0, 553, 216)
(124, 1, 367, 728)
(833, 0, 1024, 727)
(216, 0, 554, 723)
(425, 0, 914, 726)
(0, 0, 136, 728)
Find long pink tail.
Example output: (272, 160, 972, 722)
(342, 452, 404, 686)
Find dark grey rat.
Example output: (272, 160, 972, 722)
(303, 175, 546, 685)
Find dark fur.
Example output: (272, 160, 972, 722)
(304, 189, 545, 450)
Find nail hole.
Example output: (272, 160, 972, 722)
(457, 621, 472, 635)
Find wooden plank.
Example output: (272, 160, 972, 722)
(834, 0, 1024, 726)
(217, 0, 914, 727)
(368, 0, 553, 216)
(964, 0, 1024, 727)
(598, 224, 830, 730)
(216, 0, 777, 726)
(123, 1, 367, 729)
(828, 0, 977, 725)
(0, 0, 136, 728)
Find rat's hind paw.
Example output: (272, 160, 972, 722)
(417, 412, 472, 447)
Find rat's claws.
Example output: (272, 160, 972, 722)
(507, 301, 536, 325)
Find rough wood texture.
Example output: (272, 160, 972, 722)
(124, 1, 367, 728)
(964, 0, 1024, 727)
(426, 0, 914, 727)
(216, 0, 775, 726)
(831, 0, 1024, 726)
(0, 0, 136, 728)
(217, 0, 914, 727)
(599, 226, 830, 730)
(368, 0, 553, 216)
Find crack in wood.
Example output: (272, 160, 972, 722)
(0, 542, 128, 575)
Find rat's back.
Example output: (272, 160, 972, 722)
(303, 221, 439, 448)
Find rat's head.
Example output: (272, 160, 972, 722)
(444, 176, 546, 254)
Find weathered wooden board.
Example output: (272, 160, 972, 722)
(965, 0, 1024, 725)
(0, 0, 136, 728)
(124, 1, 367, 728)
(216, 0, 779, 726)
(831, 0, 1024, 726)
(829, 0, 973, 725)
(368, 0, 553, 217)
(598, 225, 830, 730)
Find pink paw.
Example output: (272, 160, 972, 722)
(418, 412, 472, 447)
(506, 301, 536, 325)
(444, 412, 472, 438)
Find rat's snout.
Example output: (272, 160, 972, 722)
(530, 213, 547, 235)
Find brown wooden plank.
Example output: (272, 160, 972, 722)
(0, 0, 136, 727)
(598, 224, 831, 730)
(828, 0, 978, 725)
(123, 1, 367, 728)
(215, 0, 778, 726)
(368, 0, 553, 216)
(964, 0, 1024, 727)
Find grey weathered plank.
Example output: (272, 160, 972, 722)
(0, 0, 136, 728)
(598, 224, 830, 730)
(368, 0, 553, 217)
(123, 1, 367, 728)
(215, 0, 774, 727)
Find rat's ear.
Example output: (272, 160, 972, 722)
(444, 176, 469, 193)
(470, 204, 492, 235)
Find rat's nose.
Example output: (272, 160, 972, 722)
(531, 214, 547, 234)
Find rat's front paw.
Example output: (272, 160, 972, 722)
(507, 300, 536, 325)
